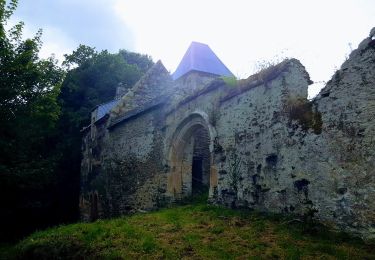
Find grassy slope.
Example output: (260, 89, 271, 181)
(1, 202, 374, 259)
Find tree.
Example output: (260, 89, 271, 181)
(0, 0, 154, 242)
(62, 44, 96, 69)
(0, 0, 65, 241)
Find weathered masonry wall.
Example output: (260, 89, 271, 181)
(215, 60, 310, 211)
(210, 34, 375, 239)
(103, 107, 167, 216)
(286, 35, 375, 237)
(80, 62, 172, 220)
(164, 59, 310, 201)
(80, 106, 168, 220)
(81, 29, 375, 239)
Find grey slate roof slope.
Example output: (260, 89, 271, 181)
(96, 99, 120, 121)
(109, 96, 168, 129)
(109, 60, 173, 121)
(172, 42, 234, 80)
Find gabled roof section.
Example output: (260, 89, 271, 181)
(110, 60, 173, 119)
(172, 42, 234, 80)
(109, 96, 168, 130)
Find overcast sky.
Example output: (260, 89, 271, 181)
(10, 0, 375, 97)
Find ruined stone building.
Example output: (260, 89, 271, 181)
(81, 29, 375, 239)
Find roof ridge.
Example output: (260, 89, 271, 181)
(191, 41, 208, 46)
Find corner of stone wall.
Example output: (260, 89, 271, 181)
(278, 59, 323, 135)
(296, 28, 375, 239)
(280, 59, 310, 102)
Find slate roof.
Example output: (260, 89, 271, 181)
(95, 99, 120, 122)
(108, 96, 168, 129)
(172, 42, 234, 80)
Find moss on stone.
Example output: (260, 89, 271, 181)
(284, 98, 322, 134)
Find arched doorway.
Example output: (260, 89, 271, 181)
(167, 113, 217, 200)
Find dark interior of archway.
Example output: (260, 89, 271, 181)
(191, 127, 210, 196)
(192, 156, 204, 193)
(90, 194, 98, 221)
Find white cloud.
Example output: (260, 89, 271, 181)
(10, 0, 135, 59)
(8, 17, 76, 64)
(9, 0, 375, 98)
(114, 0, 375, 97)
(37, 25, 76, 63)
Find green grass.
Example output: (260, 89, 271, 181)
(1, 202, 374, 259)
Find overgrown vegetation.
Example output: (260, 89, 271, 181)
(0, 0, 153, 242)
(250, 57, 289, 82)
(1, 202, 374, 259)
(220, 76, 238, 87)
(284, 98, 323, 134)
(0, 0, 64, 241)
(221, 58, 299, 102)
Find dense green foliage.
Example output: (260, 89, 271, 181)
(1, 202, 374, 259)
(60, 45, 153, 130)
(0, 0, 65, 241)
(0, 0, 153, 241)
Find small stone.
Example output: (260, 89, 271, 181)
(337, 187, 347, 195)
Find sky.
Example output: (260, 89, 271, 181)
(9, 0, 375, 98)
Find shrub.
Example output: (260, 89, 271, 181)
(220, 76, 238, 87)
(284, 98, 322, 134)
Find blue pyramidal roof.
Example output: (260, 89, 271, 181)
(172, 42, 234, 80)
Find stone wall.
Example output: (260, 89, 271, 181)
(286, 34, 375, 238)
(104, 106, 167, 214)
(209, 32, 375, 239)
(81, 29, 375, 239)
(80, 106, 167, 220)
(214, 59, 311, 211)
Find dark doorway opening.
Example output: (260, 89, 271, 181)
(90, 193, 98, 221)
(192, 156, 208, 195)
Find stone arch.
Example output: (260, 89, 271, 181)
(167, 111, 218, 200)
